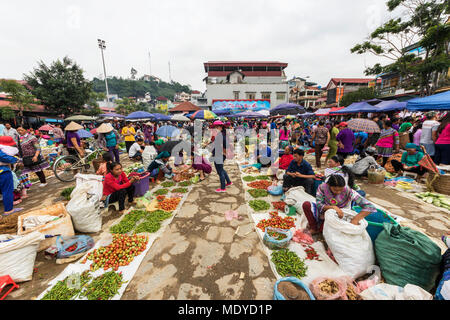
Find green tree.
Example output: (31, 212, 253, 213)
(339, 87, 378, 107)
(351, 0, 450, 95)
(0, 79, 36, 123)
(116, 97, 138, 115)
(24, 56, 92, 116)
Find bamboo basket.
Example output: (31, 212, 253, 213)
(427, 173, 450, 196)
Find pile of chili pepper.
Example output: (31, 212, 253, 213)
(267, 230, 288, 240)
(109, 210, 147, 234)
(256, 211, 295, 231)
(248, 180, 272, 190)
(157, 197, 181, 212)
(80, 271, 125, 300)
(41, 271, 92, 300)
(271, 249, 308, 279)
(272, 201, 286, 212)
(301, 244, 322, 261)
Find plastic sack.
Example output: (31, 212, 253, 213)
(75, 173, 103, 200)
(66, 183, 102, 233)
(273, 277, 315, 300)
(0, 232, 44, 282)
(56, 235, 94, 259)
(374, 223, 442, 291)
(263, 227, 292, 250)
(309, 277, 347, 300)
(268, 185, 283, 196)
(360, 283, 433, 300)
(322, 209, 375, 278)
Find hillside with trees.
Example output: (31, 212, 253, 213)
(91, 77, 192, 100)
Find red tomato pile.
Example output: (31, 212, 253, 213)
(256, 211, 295, 231)
(82, 234, 148, 272)
(272, 201, 286, 212)
(248, 180, 272, 190)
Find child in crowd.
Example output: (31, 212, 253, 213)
(97, 152, 113, 177)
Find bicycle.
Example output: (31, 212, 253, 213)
(53, 148, 104, 182)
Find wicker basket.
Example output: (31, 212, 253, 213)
(427, 173, 450, 196)
(399, 132, 410, 150)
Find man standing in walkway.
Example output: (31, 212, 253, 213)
(336, 122, 355, 159)
(282, 149, 316, 195)
(3, 123, 19, 144)
(311, 120, 329, 168)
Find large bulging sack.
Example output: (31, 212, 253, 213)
(323, 209, 375, 278)
(375, 224, 442, 291)
(66, 183, 102, 233)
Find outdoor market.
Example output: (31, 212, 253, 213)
(0, 91, 449, 301)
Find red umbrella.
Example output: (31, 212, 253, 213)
(39, 124, 54, 131)
(90, 128, 97, 134)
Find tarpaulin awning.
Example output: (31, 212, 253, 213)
(406, 91, 450, 111)
(330, 101, 380, 114)
(315, 108, 331, 116)
(270, 103, 305, 115)
(376, 100, 408, 112)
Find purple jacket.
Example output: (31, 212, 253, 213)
(336, 128, 355, 153)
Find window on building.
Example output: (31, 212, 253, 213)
(261, 92, 271, 100)
(208, 66, 223, 72)
(233, 91, 240, 100)
(246, 92, 256, 100)
(239, 66, 253, 72)
(276, 92, 286, 100)
(253, 66, 266, 72)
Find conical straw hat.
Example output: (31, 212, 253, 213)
(97, 123, 114, 134)
(65, 121, 83, 131)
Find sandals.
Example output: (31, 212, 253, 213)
(2, 208, 24, 217)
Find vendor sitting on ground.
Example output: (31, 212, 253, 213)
(102, 162, 139, 214)
(255, 142, 273, 168)
(282, 149, 316, 195)
(302, 174, 377, 234)
(348, 147, 380, 177)
(278, 145, 294, 170)
(128, 137, 145, 161)
(147, 151, 174, 183)
(390, 143, 427, 178)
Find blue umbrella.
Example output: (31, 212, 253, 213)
(125, 111, 154, 119)
(77, 129, 94, 138)
(156, 125, 180, 138)
(151, 113, 171, 121)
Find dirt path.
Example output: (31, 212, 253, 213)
(121, 161, 276, 300)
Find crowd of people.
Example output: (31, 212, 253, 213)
(0, 110, 449, 218)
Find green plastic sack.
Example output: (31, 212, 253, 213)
(375, 223, 442, 291)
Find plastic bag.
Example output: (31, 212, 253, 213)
(360, 283, 433, 300)
(263, 227, 292, 250)
(309, 277, 347, 300)
(375, 223, 442, 291)
(56, 235, 94, 259)
(0, 232, 44, 282)
(66, 183, 102, 233)
(268, 185, 283, 196)
(322, 209, 375, 278)
(273, 277, 315, 300)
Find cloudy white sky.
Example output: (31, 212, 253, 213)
(2, 0, 398, 90)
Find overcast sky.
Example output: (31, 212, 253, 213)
(1, 0, 398, 90)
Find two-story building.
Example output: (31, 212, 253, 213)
(203, 61, 289, 109)
(325, 78, 379, 106)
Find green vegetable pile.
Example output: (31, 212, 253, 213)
(123, 163, 144, 175)
(172, 187, 188, 194)
(134, 210, 172, 234)
(80, 271, 125, 300)
(271, 249, 308, 278)
(110, 210, 147, 234)
(154, 188, 169, 196)
(249, 200, 271, 212)
(243, 176, 257, 182)
(161, 181, 176, 188)
(256, 175, 270, 180)
(61, 187, 75, 200)
(178, 180, 192, 187)
(248, 189, 269, 198)
(416, 192, 450, 211)
(41, 271, 92, 300)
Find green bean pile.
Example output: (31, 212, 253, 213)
(248, 189, 269, 198)
(80, 271, 125, 300)
(109, 210, 147, 234)
(41, 271, 92, 300)
(249, 200, 271, 212)
(243, 176, 257, 182)
(271, 249, 308, 278)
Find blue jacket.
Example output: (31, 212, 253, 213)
(286, 159, 315, 176)
(0, 150, 18, 174)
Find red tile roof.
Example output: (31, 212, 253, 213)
(168, 101, 201, 113)
(0, 100, 47, 113)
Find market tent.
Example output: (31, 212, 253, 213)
(213, 109, 231, 116)
(171, 114, 190, 122)
(125, 111, 154, 120)
(376, 100, 407, 112)
(230, 111, 266, 118)
(315, 108, 331, 116)
(150, 113, 171, 121)
(406, 91, 450, 111)
(270, 103, 305, 116)
(330, 101, 379, 114)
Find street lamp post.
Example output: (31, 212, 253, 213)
(98, 39, 110, 109)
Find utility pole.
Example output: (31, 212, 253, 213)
(98, 39, 110, 109)
(168, 61, 172, 82)
(148, 51, 152, 76)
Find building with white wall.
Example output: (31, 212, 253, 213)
(203, 61, 289, 109)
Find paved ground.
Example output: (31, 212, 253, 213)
(122, 162, 276, 300)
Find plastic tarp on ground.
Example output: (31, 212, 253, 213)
(406, 91, 450, 111)
(330, 101, 380, 114)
